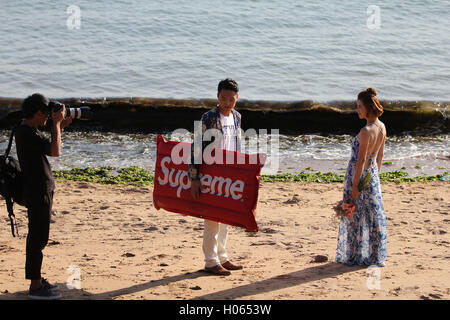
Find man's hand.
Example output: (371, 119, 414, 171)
(190, 179, 202, 199)
(52, 104, 65, 124)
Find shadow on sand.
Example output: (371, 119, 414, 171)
(193, 262, 365, 300)
(0, 269, 213, 300)
(0, 262, 363, 300)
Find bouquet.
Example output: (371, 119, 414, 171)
(333, 198, 355, 219)
(332, 172, 372, 221)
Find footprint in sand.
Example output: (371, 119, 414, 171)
(283, 194, 303, 205)
(262, 228, 278, 234)
(250, 241, 277, 246)
(0, 245, 16, 253)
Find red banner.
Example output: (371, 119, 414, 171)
(153, 135, 265, 232)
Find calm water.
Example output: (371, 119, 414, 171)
(1, 131, 448, 176)
(1, 1, 448, 176)
(1, 0, 449, 101)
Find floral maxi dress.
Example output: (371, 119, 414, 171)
(335, 132, 387, 267)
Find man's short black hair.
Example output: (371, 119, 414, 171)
(218, 78, 239, 94)
(22, 93, 49, 119)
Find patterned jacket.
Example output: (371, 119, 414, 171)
(188, 105, 242, 180)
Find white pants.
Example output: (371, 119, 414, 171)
(202, 219, 229, 268)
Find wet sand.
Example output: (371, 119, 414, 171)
(0, 180, 449, 300)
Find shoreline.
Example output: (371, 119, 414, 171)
(1, 97, 448, 135)
(51, 166, 450, 187)
(1, 96, 449, 110)
(1, 180, 448, 300)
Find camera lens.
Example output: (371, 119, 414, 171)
(66, 107, 93, 120)
(48, 101, 93, 120)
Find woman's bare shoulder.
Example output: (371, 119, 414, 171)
(377, 120, 387, 136)
(359, 126, 370, 141)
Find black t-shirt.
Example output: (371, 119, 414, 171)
(14, 122, 55, 200)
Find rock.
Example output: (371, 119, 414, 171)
(179, 219, 188, 224)
(122, 252, 135, 257)
(189, 286, 202, 290)
(311, 255, 328, 263)
(159, 263, 169, 267)
(144, 226, 159, 232)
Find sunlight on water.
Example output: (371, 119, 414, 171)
(1, 130, 448, 176)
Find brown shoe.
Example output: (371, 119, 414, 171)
(222, 261, 243, 271)
(204, 264, 231, 276)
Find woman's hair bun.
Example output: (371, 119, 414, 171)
(357, 87, 383, 117)
(366, 87, 377, 97)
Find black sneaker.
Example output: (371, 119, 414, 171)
(42, 278, 60, 291)
(28, 286, 62, 300)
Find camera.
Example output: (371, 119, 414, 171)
(48, 101, 93, 120)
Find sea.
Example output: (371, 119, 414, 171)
(0, 0, 449, 176)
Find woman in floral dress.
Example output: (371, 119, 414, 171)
(336, 87, 388, 267)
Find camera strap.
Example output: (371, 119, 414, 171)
(2, 120, 23, 237)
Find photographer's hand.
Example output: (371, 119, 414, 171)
(52, 104, 65, 124)
(50, 105, 64, 157)
(61, 117, 72, 131)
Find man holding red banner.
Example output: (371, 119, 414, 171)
(188, 78, 244, 276)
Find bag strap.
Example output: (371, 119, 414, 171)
(6, 197, 18, 237)
(4, 120, 22, 158)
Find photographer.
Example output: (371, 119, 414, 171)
(15, 93, 72, 300)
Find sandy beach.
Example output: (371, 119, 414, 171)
(0, 180, 449, 300)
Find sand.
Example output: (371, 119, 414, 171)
(0, 180, 449, 300)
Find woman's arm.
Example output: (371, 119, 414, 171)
(352, 129, 369, 199)
(376, 138, 385, 171)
